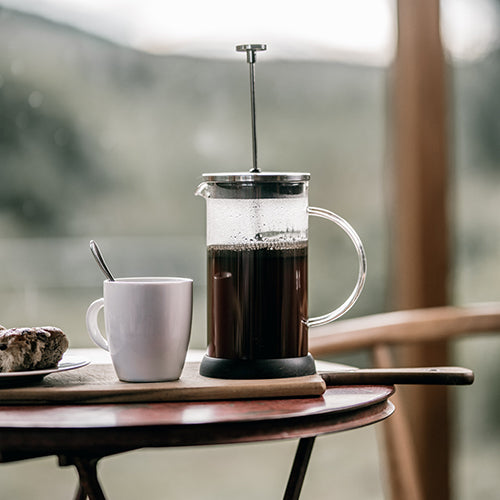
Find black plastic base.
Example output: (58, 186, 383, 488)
(199, 353, 317, 379)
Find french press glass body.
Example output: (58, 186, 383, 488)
(196, 172, 366, 378)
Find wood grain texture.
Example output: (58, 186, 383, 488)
(309, 303, 500, 355)
(391, 1, 450, 498)
(319, 366, 474, 386)
(0, 361, 326, 405)
(0, 386, 394, 462)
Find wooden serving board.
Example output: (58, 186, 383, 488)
(0, 362, 327, 405)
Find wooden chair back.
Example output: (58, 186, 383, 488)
(309, 303, 500, 500)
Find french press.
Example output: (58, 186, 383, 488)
(196, 45, 366, 379)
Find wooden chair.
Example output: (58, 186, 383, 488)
(309, 302, 500, 500)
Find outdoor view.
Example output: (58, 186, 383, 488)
(0, 0, 499, 498)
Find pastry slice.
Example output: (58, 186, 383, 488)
(0, 326, 69, 373)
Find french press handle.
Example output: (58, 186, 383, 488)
(307, 207, 367, 328)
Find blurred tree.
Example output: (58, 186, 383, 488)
(0, 77, 108, 235)
(453, 0, 500, 172)
(469, 48, 500, 170)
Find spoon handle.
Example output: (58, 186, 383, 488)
(90, 240, 115, 281)
(320, 366, 474, 386)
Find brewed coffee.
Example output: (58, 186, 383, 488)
(207, 241, 307, 360)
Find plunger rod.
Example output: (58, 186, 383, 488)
(236, 44, 267, 173)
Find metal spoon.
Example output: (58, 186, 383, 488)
(89, 240, 115, 281)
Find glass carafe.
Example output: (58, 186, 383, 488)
(196, 171, 366, 378)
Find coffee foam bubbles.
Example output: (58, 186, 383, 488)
(206, 198, 308, 247)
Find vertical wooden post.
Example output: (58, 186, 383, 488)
(392, 1, 450, 499)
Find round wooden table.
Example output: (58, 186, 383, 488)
(0, 354, 395, 500)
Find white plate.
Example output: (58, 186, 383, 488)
(0, 356, 90, 386)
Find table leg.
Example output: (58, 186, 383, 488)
(283, 436, 316, 500)
(74, 457, 107, 500)
(74, 482, 87, 500)
(59, 456, 107, 500)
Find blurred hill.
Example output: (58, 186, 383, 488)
(1, 5, 499, 319)
(0, 7, 386, 239)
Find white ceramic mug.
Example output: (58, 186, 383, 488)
(86, 277, 193, 382)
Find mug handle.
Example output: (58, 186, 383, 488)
(307, 206, 367, 328)
(86, 298, 109, 351)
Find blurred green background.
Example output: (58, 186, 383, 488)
(0, 1, 499, 498)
